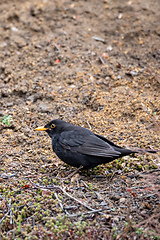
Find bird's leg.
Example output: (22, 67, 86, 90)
(55, 165, 83, 180)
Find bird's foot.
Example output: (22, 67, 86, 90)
(55, 165, 83, 180)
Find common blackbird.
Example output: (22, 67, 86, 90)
(35, 119, 157, 170)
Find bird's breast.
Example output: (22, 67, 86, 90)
(51, 135, 58, 149)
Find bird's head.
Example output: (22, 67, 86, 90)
(35, 119, 67, 138)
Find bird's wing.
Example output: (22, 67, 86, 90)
(95, 134, 123, 149)
(59, 131, 121, 158)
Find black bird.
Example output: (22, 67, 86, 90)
(35, 119, 157, 170)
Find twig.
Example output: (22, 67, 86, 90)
(81, 180, 90, 189)
(24, 168, 61, 178)
(129, 184, 152, 189)
(9, 199, 13, 224)
(87, 121, 92, 130)
(99, 56, 105, 65)
(54, 192, 70, 216)
(52, 41, 61, 52)
(81, 180, 108, 204)
(136, 213, 160, 228)
(92, 36, 105, 43)
(0, 210, 10, 224)
(140, 169, 160, 175)
(54, 192, 102, 217)
(57, 187, 98, 212)
(1, 173, 17, 179)
(29, 180, 100, 212)
(0, 198, 12, 224)
(138, 193, 157, 200)
(91, 175, 106, 178)
(65, 209, 103, 218)
(24, 174, 48, 178)
(29, 180, 60, 191)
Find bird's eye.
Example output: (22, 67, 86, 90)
(51, 124, 56, 128)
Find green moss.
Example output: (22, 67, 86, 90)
(0, 115, 12, 125)
(150, 164, 158, 169)
(88, 183, 93, 189)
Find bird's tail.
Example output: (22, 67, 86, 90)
(131, 148, 159, 154)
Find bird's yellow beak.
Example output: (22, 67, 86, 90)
(35, 126, 48, 131)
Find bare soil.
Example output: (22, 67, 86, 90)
(0, 0, 160, 239)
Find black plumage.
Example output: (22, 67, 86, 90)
(35, 119, 157, 169)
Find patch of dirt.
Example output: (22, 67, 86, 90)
(0, 0, 160, 239)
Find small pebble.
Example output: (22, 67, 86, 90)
(110, 194, 120, 201)
(119, 197, 126, 203)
